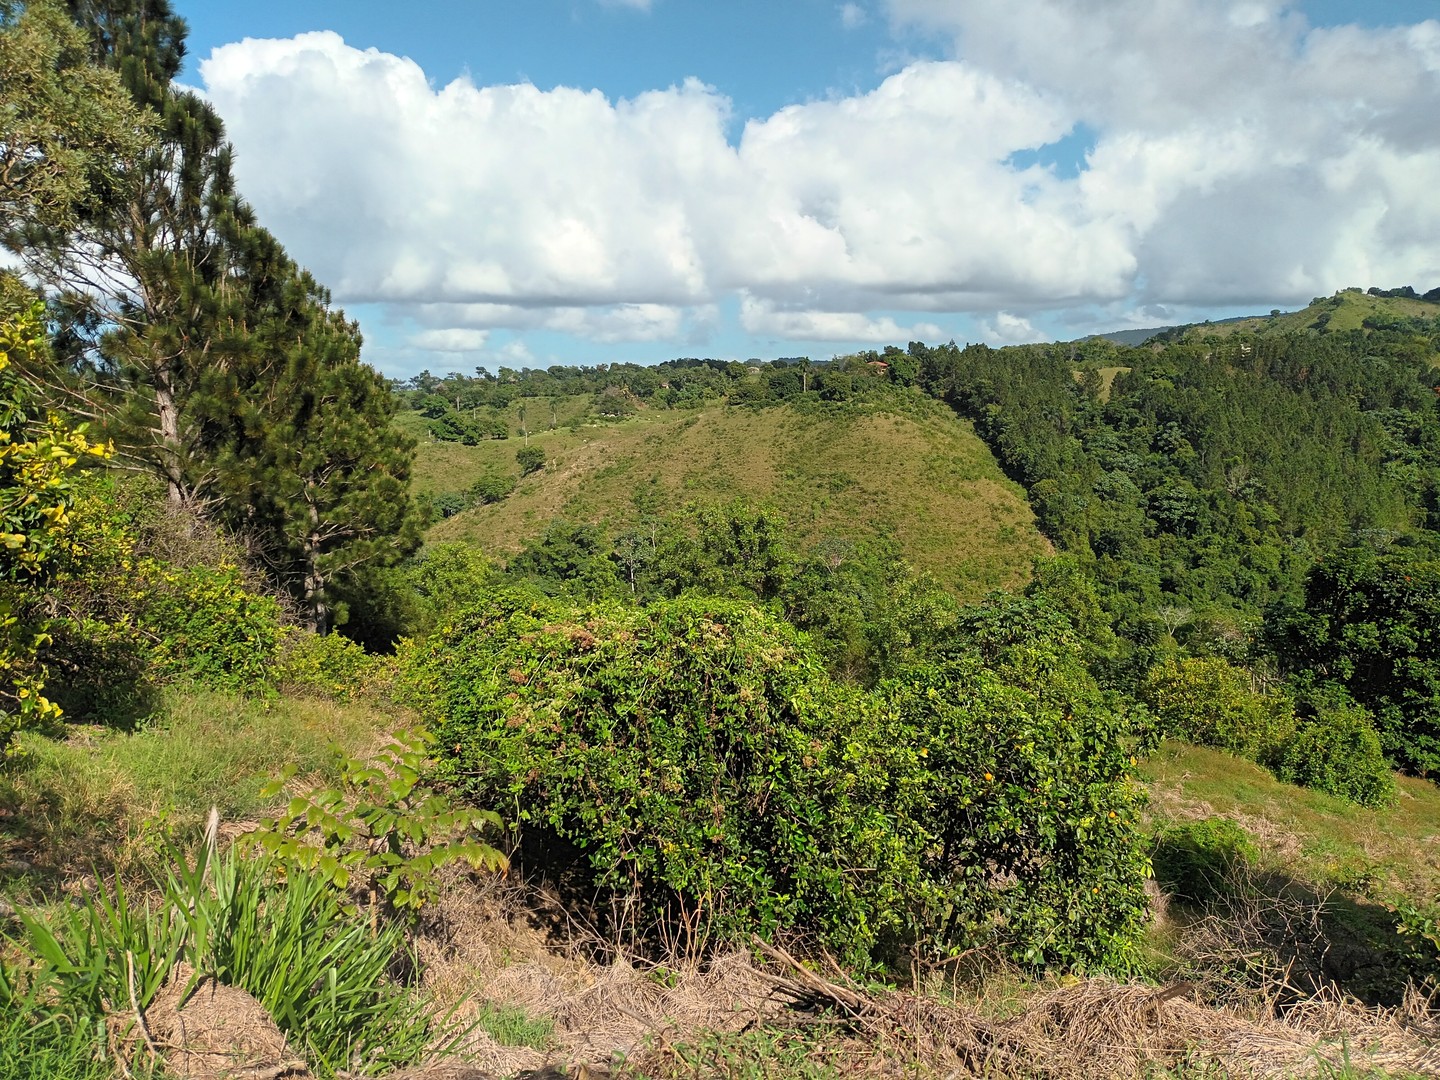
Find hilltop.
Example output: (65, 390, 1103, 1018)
(407, 392, 1051, 599)
(1088, 285, 1440, 349)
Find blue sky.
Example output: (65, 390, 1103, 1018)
(180, 0, 1440, 376)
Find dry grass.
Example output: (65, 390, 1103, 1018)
(410, 871, 1440, 1079)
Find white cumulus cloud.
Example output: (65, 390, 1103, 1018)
(740, 296, 944, 342)
(196, 3, 1440, 368)
(981, 311, 1046, 345)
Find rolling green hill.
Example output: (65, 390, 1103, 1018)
(1165, 288, 1440, 344)
(1086, 288, 1440, 353)
(408, 394, 1051, 599)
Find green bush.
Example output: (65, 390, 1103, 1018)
(0, 302, 111, 755)
(275, 628, 380, 702)
(1139, 656, 1291, 759)
(1151, 818, 1259, 906)
(515, 444, 546, 475)
(883, 594, 1152, 972)
(400, 590, 1152, 972)
(38, 480, 284, 722)
(1272, 697, 1396, 808)
(400, 592, 920, 964)
(138, 565, 281, 688)
(467, 472, 516, 504)
(248, 727, 506, 914)
(407, 543, 503, 630)
(430, 491, 469, 519)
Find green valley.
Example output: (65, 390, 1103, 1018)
(3, 1, 1440, 1077)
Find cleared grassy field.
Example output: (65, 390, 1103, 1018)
(1142, 741, 1440, 908)
(414, 394, 1051, 599)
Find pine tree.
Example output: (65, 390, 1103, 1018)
(5, 0, 421, 630)
(221, 262, 422, 633)
(6, 0, 253, 510)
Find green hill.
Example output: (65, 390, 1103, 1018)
(1165, 288, 1440, 344)
(408, 394, 1051, 599)
(1084, 288, 1440, 352)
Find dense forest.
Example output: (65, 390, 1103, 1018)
(2, 1, 1440, 1077)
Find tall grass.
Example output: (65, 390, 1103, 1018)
(0, 687, 384, 877)
(5, 843, 435, 1079)
(0, 1008, 143, 1080)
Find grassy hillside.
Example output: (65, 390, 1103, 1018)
(1172, 289, 1440, 343)
(412, 395, 1051, 599)
(1143, 742, 1440, 907)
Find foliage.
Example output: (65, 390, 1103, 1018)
(219, 286, 424, 633)
(468, 470, 517, 504)
(36, 478, 284, 724)
(646, 500, 795, 602)
(1272, 695, 1396, 809)
(402, 589, 1152, 971)
(247, 728, 507, 914)
(274, 627, 380, 701)
(1268, 547, 1440, 775)
(497, 501, 962, 686)
(881, 593, 1154, 972)
(0, 302, 111, 755)
(1150, 818, 1260, 905)
(1138, 657, 1291, 759)
(507, 520, 624, 598)
(6, 0, 422, 633)
(401, 591, 922, 964)
(405, 541, 504, 630)
(4, 843, 435, 1078)
(515, 443, 546, 475)
(1394, 900, 1440, 983)
(912, 325, 1440, 679)
(0, 0, 153, 241)
(188, 847, 436, 1075)
(135, 564, 282, 687)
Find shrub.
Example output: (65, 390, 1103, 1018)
(400, 592, 920, 964)
(0, 302, 112, 755)
(39, 479, 284, 722)
(1272, 696, 1396, 808)
(404, 543, 503, 634)
(400, 590, 1153, 972)
(431, 491, 469, 519)
(135, 564, 281, 689)
(275, 628, 379, 702)
(1139, 656, 1291, 759)
(1151, 818, 1259, 905)
(248, 727, 507, 914)
(515, 444, 546, 475)
(882, 602, 1153, 973)
(467, 471, 516, 504)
